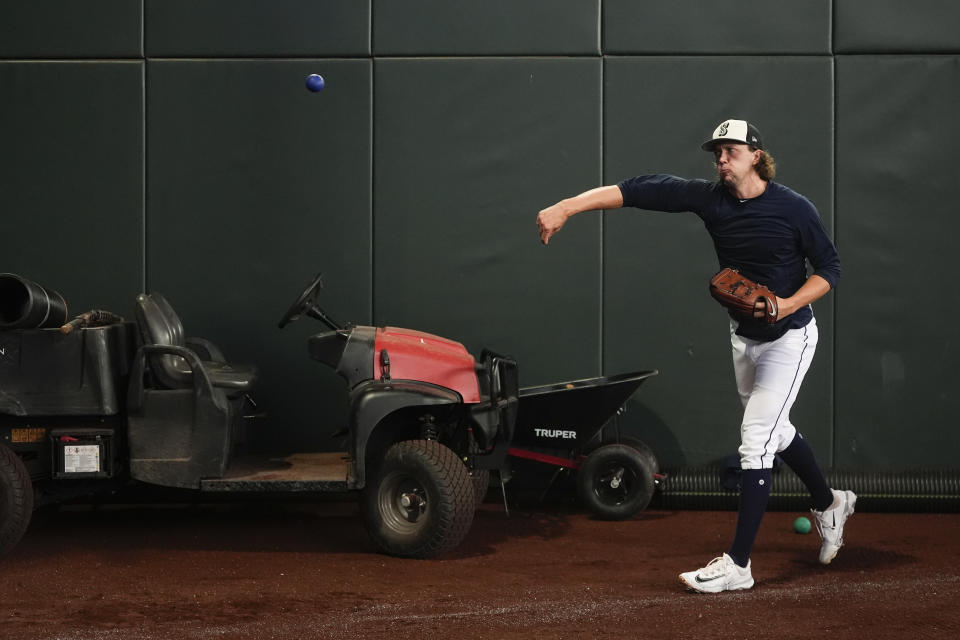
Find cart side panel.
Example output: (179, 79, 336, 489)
(0, 323, 135, 416)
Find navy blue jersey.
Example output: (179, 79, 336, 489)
(617, 174, 841, 341)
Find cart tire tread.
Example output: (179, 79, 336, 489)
(0, 444, 34, 557)
(361, 439, 474, 558)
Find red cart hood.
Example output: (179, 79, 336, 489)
(374, 327, 481, 403)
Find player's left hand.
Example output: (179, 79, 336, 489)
(755, 296, 791, 319)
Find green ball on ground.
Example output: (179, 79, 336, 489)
(794, 516, 812, 534)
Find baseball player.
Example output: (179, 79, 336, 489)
(536, 119, 855, 593)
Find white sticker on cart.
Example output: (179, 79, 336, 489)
(63, 445, 100, 473)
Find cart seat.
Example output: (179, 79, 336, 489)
(134, 293, 257, 394)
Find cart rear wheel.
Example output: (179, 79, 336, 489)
(361, 439, 475, 558)
(578, 444, 654, 520)
(0, 444, 33, 557)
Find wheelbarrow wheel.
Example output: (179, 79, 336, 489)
(612, 436, 660, 474)
(577, 444, 654, 520)
(361, 439, 475, 558)
(0, 444, 33, 557)
(587, 434, 660, 474)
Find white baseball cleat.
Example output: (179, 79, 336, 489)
(679, 553, 754, 593)
(812, 489, 857, 565)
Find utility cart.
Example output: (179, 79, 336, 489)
(0, 273, 516, 558)
(1, 272, 661, 559)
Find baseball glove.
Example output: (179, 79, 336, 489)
(709, 268, 779, 324)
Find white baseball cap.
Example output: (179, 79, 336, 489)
(701, 119, 764, 151)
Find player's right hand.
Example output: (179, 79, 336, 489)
(537, 205, 568, 245)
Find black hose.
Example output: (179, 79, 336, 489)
(0, 274, 68, 329)
(654, 466, 960, 512)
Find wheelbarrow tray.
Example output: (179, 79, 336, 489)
(510, 370, 658, 455)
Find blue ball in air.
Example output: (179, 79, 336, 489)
(305, 74, 325, 92)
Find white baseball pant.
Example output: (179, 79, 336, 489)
(731, 317, 819, 470)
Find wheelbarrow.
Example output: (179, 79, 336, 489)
(505, 370, 661, 520)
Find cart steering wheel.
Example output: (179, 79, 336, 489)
(278, 273, 327, 329)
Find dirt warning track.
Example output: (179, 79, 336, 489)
(1, 501, 958, 639)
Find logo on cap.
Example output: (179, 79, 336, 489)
(718, 122, 730, 136)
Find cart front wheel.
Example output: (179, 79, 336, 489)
(0, 444, 33, 557)
(578, 444, 654, 520)
(361, 439, 475, 558)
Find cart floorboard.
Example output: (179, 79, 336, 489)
(200, 452, 351, 492)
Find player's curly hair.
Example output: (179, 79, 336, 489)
(754, 149, 776, 181)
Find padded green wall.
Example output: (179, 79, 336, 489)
(835, 55, 960, 468)
(0, 1, 141, 58)
(373, 0, 599, 55)
(604, 0, 831, 54)
(373, 58, 602, 385)
(3, 1, 958, 468)
(145, 0, 370, 56)
(0, 61, 143, 317)
(835, 1, 960, 52)
(145, 59, 372, 450)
